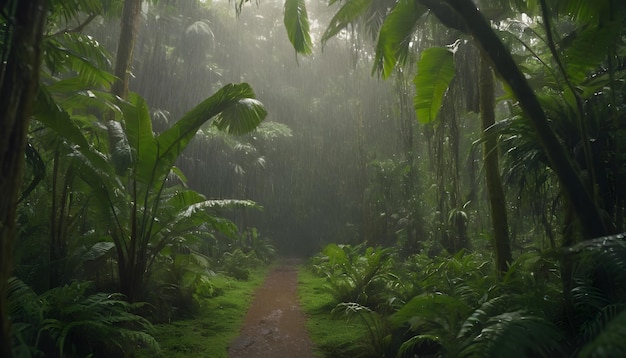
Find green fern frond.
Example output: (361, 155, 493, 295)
(458, 295, 511, 339)
(460, 311, 564, 358)
(580, 304, 626, 344)
(22, 282, 160, 356)
(397, 334, 440, 358)
(579, 309, 626, 358)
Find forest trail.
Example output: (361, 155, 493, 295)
(227, 258, 316, 358)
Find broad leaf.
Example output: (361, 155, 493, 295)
(177, 199, 259, 221)
(213, 98, 267, 134)
(322, 0, 373, 45)
(284, 0, 313, 55)
(413, 47, 456, 124)
(120, 93, 158, 184)
(106, 120, 132, 175)
(155, 83, 266, 188)
(373, 0, 426, 78)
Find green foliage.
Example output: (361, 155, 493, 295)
(283, 0, 313, 55)
(306, 246, 578, 357)
(458, 310, 564, 358)
(566, 234, 626, 354)
(8, 278, 158, 357)
(149, 250, 218, 321)
(373, 0, 427, 78)
(298, 268, 367, 357)
(311, 244, 393, 307)
(579, 309, 626, 357)
(135, 268, 270, 358)
(413, 47, 456, 124)
(34, 82, 266, 301)
(332, 302, 390, 357)
(221, 249, 258, 280)
(42, 32, 115, 88)
(322, 0, 373, 45)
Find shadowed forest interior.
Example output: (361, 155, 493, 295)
(1, 0, 625, 357)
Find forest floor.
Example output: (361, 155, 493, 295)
(227, 258, 316, 358)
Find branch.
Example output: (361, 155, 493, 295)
(51, 13, 98, 36)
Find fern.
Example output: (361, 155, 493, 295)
(457, 295, 511, 339)
(332, 302, 390, 357)
(579, 309, 626, 357)
(9, 279, 159, 357)
(459, 311, 564, 358)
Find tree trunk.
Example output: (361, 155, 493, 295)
(0, 1, 47, 355)
(429, 0, 609, 239)
(111, 0, 143, 99)
(479, 57, 512, 274)
(110, 0, 143, 300)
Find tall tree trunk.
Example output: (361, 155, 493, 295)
(0, 1, 47, 355)
(111, 0, 143, 99)
(479, 57, 512, 274)
(110, 0, 143, 300)
(428, 0, 609, 239)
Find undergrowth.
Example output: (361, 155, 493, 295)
(135, 266, 270, 358)
(298, 266, 368, 357)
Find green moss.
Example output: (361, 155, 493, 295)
(297, 267, 367, 357)
(136, 267, 269, 358)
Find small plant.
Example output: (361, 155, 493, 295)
(312, 243, 393, 307)
(332, 302, 391, 357)
(221, 248, 259, 280)
(9, 278, 158, 357)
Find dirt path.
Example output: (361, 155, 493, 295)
(227, 258, 316, 358)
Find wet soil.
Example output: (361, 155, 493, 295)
(228, 258, 316, 358)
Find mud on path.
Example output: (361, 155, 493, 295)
(228, 258, 316, 358)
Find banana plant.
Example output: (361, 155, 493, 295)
(36, 83, 266, 302)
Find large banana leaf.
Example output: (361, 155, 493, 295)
(119, 93, 157, 184)
(413, 46, 456, 124)
(373, 0, 426, 78)
(117, 83, 266, 187)
(153, 83, 266, 187)
(284, 0, 313, 55)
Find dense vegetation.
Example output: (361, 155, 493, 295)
(1, 0, 625, 356)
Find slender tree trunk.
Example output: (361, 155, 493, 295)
(111, 0, 143, 99)
(110, 0, 143, 300)
(0, 1, 47, 355)
(427, 0, 609, 239)
(479, 57, 512, 274)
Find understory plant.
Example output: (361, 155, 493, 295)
(307, 241, 626, 357)
(8, 278, 158, 357)
(310, 243, 393, 308)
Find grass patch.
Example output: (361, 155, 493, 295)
(136, 267, 270, 358)
(298, 266, 367, 357)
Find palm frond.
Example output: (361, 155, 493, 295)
(373, 0, 426, 78)
(43, 32, 114, 88)
(322, 0, 374, 45)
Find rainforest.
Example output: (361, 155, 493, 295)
(1, 0, 625, 357)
